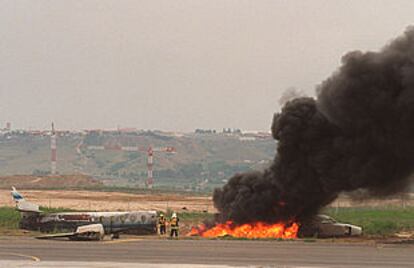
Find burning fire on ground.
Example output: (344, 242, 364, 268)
(188, 221, 299, 239)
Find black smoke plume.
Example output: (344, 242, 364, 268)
(213, 27, 414, 224)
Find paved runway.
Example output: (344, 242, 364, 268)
(0, 236, 413, 267)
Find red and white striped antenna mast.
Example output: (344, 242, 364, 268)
(50, 122, 57, 175)
(145, 146, 176, 188)
(147, 146, 154, 188)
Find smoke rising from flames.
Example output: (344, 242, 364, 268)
(213, 27, 414, 224)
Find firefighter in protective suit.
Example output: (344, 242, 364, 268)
(158, 213, 166, 235)
(170, 212, 179, 238)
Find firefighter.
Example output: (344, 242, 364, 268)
(169, 212, 179, 238)
(158, 213, 166, 235)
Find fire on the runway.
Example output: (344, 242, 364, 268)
(188, 221, 299, 239)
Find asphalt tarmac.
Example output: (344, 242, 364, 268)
(0, 236, 413, 267)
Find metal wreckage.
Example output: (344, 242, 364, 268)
(11, 187, 157, 240)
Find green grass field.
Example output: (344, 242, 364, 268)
(324, 207, 414, 236)
(176, 211, 212, 220)
(0, 207, 20, 230)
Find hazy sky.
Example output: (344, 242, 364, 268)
(1, 0, 414, 131)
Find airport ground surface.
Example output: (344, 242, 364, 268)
(0, 236, 413, 268)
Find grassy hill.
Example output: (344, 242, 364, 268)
(0, 131, 276, 191)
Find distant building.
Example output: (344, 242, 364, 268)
(195, 129, 216, 134)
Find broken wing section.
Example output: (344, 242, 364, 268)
(36, 223, 105, 241)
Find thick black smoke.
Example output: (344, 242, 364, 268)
(213, 27, 414, 224)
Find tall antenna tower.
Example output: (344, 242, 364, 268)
(50, 122, 57, 175)
(147, 147, 154, 188)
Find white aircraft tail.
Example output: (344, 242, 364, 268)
(11, 186, 24, 202)
(11, 187, 41, 213)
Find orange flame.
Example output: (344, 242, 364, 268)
(188, 221, 299, 239)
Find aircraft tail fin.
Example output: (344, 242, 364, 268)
(11, 186, 25, 202)
(11, 187, 41, 213)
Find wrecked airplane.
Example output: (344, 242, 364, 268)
(11, 187, 157, 240)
